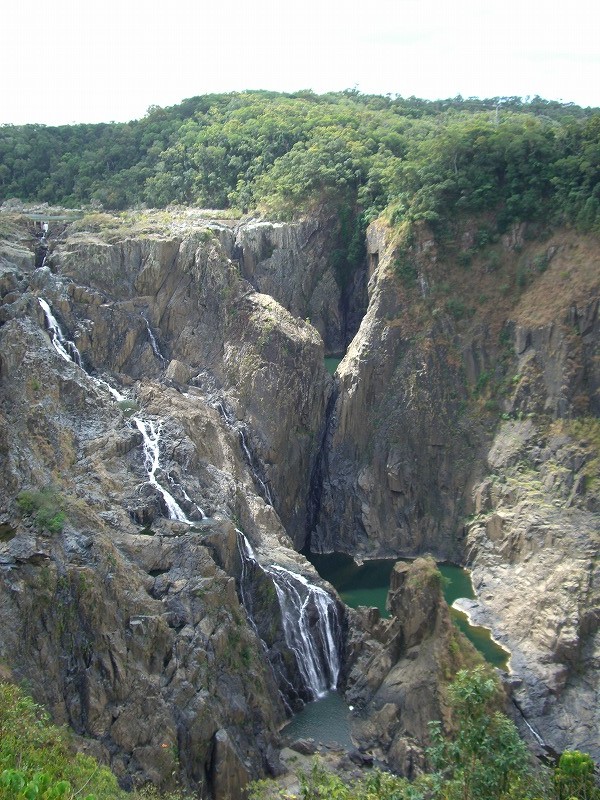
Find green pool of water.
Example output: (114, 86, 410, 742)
(324, 355, 343, 375)
(307, 552, 509, 669)
(307, 553, 394, 616)
(282, 690, 353, 747)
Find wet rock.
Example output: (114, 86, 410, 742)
(348, 749, 373, 767)
(210, 729, 251, 800)
(289, 738, 318, 755)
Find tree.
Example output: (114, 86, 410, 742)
(427, 667, 538, 800)
(553, 751, 599, 800)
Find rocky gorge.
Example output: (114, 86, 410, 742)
(0, 205, 598, 797)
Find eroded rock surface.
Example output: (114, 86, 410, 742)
(344, 557, 482, 776)
(1, 206, 599, 790)
(0, 210, 339, 796)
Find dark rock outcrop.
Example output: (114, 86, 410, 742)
(345, 557, 482, 776)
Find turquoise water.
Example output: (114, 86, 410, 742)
(307, 552, 509, 669)
(307, 553, 395, 616)
(282, 690, 353, 747)
(436, 563, 510, 669)
(324, 355, 343, 375)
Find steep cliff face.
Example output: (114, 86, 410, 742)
(0, 310, 287, 794)
(312, 222, 481, 560)
(225, 216, 367, 356)
(312, 217, 600, 760)
(1, 205, 599, 784)
(0, 209, 341, 797)
(44, 216, 330, 546)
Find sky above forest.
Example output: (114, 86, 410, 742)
(3, 0, 599, 125)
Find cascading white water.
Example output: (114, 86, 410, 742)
(178, 484, 205, 520)
(39, 298, 82, 366)
(132, 417, 192, 523)
(269, 565, 341, 697)
(96, 378, 125, 402)
(239, 427, 274, 505)
(236, 530, 341, 701)
(37, 296, 203, 525)
(141, 313, 165, 363)
(236, 529, 260, 621)
(38, 298, 124, 400)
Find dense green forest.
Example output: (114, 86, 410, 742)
(1, 91, 600, 236)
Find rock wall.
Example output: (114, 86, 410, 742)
(0, 211, 342, 797)
(312, 222, 481, 560)
(46, 221, 330, 546)
(1, 206, 599, 782)
(344, 557, 482, 776)
(229, 216, 368, 355)
(312, 218, 600, 761)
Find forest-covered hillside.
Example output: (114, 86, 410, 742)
(1, 91, 599, 236)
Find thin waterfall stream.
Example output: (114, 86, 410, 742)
(141, 313, 166, 364)
(211, 397, 274, 506)
(131, 417, 195, 523)
(37, 296, 202, 524)
(38, 298, 82, 367)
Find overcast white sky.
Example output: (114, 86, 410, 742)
(2, 0, 599, 125)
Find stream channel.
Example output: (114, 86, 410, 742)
(282, 552, 509, 747)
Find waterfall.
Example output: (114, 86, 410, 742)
(174, 480, 205, 519)
(236, 529, 260, 621)
(141, 313, 165, 363)
(239, 427, 274, 505)
(236, 530, 341, 702)
(211, 398, 274, 506)
(37, 297, 203, 525)
(96, 378, 125, 402)
(39, 298, 82, 367)
(511, 698, 548, 749)
(37, 222, 49, 268)
(132, 417, 193, 523)
(39, 298, 125, 400)
(269, 565, 341, 697)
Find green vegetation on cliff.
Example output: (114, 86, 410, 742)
(0, 682, 192, 800)
(2, 92, 600, 236)
(2, 666, 596, 800)
(0, 683, 122, 800)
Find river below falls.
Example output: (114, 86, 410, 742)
(306, 552, 510, 670)
(280, 552, 510, 748)
(281, 690, 354, 748)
